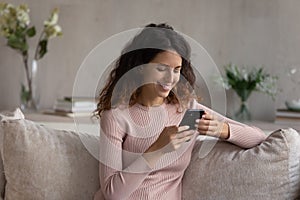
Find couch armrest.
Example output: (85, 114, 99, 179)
(1, 118, 100, 199)
(182, 128, 300, 200)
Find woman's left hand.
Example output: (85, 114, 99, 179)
(195, 112, 230, 139)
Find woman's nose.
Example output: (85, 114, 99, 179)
(164, 70, 174, 82)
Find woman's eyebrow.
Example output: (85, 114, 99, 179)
(157, 63, 182, 68)
(156, 63, 169, 67)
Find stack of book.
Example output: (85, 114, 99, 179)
(275, 108, 300, 124)
(45, 97, 97, 117)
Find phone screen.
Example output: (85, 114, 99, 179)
(179, 109, 205, 130)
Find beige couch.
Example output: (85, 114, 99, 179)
(0, 114, 300, 199)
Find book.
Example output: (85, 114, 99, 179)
(63, 96, 97, 102)
(275, 109, 300, 119)
(53, 97, 97, 113)
(43, 110, 94, 118)
(275, 116, 300, 123)
(55, 99, 96, 107)
(54, 103, 96, 112)
(275, 109, 300, 131)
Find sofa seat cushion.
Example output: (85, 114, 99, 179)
(0, 119, 100, 200)
(182, 128, 300, 200)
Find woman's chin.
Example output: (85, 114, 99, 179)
(156, 85, 173, 97)
(158, 90, 171, 98)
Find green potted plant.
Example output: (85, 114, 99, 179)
(217, 63, 278, 121)
(0, 3, 62, 110)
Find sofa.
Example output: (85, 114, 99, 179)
(0, 109, 300, 200)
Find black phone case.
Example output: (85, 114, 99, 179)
(179, 109, 205, 130)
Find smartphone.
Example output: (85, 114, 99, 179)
(179, 109, 205, 130)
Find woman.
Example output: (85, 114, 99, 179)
(94, 23, 267, 200)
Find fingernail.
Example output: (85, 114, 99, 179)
(195, 119, 200, 123)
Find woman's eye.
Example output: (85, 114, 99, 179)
(156, 66, 167, 71)
(174, 68, 181, 73)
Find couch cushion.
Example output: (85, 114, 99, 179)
(0, 108, 25, 200)
(182, 128, 300, 200)
(1, 119, 100, 200)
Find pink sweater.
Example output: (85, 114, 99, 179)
(94, 100, 267, 200)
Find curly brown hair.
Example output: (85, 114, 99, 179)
(95, 23, 196, 117)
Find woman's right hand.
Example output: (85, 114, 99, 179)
(145, 125, 194, 154)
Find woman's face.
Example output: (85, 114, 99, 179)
(140, 50, 182, 101)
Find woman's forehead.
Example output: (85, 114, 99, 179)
(150, 50, 182, 68)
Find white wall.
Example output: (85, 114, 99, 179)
(0, 0, 299, 121)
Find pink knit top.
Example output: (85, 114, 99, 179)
(94, 99, 267, 200)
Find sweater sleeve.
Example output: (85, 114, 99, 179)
(99, 110, 152, 199)
(190, 99, 267, 148)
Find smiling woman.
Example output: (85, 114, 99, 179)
(93, 23, 267, 200)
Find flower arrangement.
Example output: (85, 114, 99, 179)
(217, 63, 278, 121)
(0, 3, 62, 110)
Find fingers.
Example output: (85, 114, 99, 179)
(195, 112, 223, 137)
(178, 125, 190, 132)
(157, 125, 196, 153)
(165, 125, 178, 134)
(174, 129, 194, 140)
(176, 125, 195, 141)
(165, 128, 195, 151)
(201, 113, 213, 120)
(196, 114, 217, 131)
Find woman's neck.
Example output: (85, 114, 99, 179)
(137, 89, 164, 107)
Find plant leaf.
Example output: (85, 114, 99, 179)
(37, 39, 48, 60)
(7, 34, 28, 52)
(26, 26, 36, 37)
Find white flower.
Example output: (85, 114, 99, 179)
(218, 63, 278, 100)
(54, 24, 62, 33)
(44, 8, 59, 27)
(42, 8, 62, 40)
(256, 76, 278, 99)
(0, 3, 31, 37)
(16, 4, 30, 27)
(289, 68, 297, 75)
(242, 70, 248, 81)
(44, 24, 62, 39)
(213, 75, 231, 90)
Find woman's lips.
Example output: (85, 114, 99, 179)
(158, 82, 172, 91)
